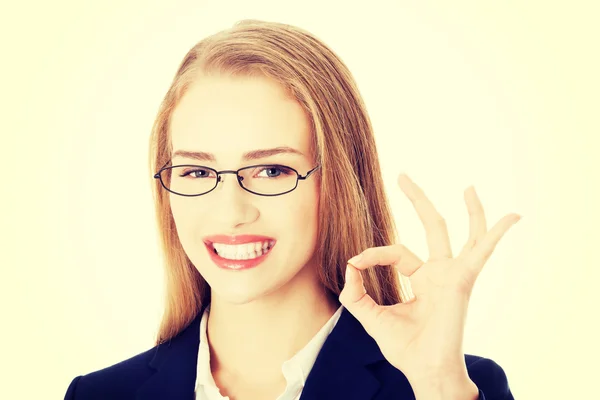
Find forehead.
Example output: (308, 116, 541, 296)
(169, 74, 312, 163)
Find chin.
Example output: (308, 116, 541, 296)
(210, 290, 266, 306)
(207, 279, 285, 305)
(203, 267, 308, 307)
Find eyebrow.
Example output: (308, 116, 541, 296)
(171, 146, 305, 162)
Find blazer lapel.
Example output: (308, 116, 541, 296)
(136, 307, 205, 400)
(300, 307, 385, 400)
(136, 305, 393, 400)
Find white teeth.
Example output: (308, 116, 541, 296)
(212, 240, 274, 260)
(236, 246, 246, 258)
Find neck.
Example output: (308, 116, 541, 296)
(206, 265, 339, 384)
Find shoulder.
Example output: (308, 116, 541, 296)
(64, 345, 159, 400)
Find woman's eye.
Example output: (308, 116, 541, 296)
(257, 166, 291, 178)
(181, 169, 210, 178)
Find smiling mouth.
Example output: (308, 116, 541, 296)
(208, 240, 275, 260)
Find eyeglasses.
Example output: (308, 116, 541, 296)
(153, 163, 321, 197)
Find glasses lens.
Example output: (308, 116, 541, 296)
(239, 165, 298, 195)
(166, 166, 218, 195)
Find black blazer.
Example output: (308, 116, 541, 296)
(65, 305, 514, 399)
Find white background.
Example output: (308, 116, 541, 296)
(2, 1, 598, 398)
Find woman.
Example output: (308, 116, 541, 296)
(65, 19, 520, 400)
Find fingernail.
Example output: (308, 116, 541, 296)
(345, 265, 352, 281)
(348, 254, 362, 266)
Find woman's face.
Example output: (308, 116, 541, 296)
(168, 73, 321, 305)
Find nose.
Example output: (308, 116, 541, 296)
(211, 173, 258, 226)
(215, 172, 244, 193)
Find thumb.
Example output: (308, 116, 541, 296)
(339, 263, 381, 332)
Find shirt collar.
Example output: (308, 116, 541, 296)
(282, 305, 344, 382)
(195, 304, 344, 390)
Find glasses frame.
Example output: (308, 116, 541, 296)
(153, 162, 321, 197)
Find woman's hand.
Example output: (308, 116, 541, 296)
(339, 173, 521, 394)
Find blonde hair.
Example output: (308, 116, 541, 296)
(149, 19, 412, 345)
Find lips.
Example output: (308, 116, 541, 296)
(204, 239, 275, 271)
(203, 234, 276, 245)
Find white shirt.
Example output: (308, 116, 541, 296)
(194, 304, 344, 400)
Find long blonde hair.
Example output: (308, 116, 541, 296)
(149, 19, 412, 345)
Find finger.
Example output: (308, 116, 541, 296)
(348, 244, 424, 277)
(459, 186, 488, 258)
(397, 174, 453, 260)
(466, 213, 521, 272)
(339, 263, 382, 331)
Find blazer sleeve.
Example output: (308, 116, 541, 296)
(64, 376, 82, 400)
(468, 357, 514, 400)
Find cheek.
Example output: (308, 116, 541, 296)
(169, 196, 205, 245)
(169, 196, 187, 226)
(282, 188, 320, 248)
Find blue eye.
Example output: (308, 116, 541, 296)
(256, 165, 293, 178)
(180, 168, 212, 178)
